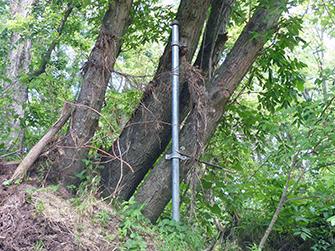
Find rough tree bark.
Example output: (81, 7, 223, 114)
(2, 0, 35, 153)
(100, 0, 211, 200)
(195, 0, 235, 76)
(136, 0, 288, 222)
(54, 0, 133, 185)
(178, 0, 234, 127)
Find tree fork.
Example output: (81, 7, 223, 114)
(136, 0, 288, 222)
(178, 0, 235, 125)
(100, 0, 235, 201)
(100, 0, 211, 200)
(195, 0, 235, 76)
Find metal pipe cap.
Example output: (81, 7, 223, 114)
(171, 20, 179, 26)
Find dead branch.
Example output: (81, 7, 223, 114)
(10, 102, 74, 182)
(0, 150, 20, 159)
(113, 139, 124, 198)
(178, 151, 235, 173)
(83, 144, 134, 173)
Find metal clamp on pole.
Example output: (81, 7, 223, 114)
(165, 152, 189, 161)
(167, 20, 180, 222)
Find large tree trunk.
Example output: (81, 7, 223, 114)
(100, 0, 212, 200)
(54, 0, 133, 185)
(2, 0, 35, 154)
(136, 0, 287, 222)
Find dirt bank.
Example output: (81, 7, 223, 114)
(0, 164, 120, 251)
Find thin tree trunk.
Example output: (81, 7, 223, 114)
(100, 0, 212, 200)
(315, 27, 327, 101)
(2, 0, 35, 153)
(55, 0, 133, 185)
(258, 178, 289, 250)
(29, 3, 74, 79)
(258, 154, 297, 249)
(136, 0, 287, 222)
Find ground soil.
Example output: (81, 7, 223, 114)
(0, 163, 120, 251)
(0, 164, 75, 250)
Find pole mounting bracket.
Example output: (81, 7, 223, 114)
(165, 152, 189, 161)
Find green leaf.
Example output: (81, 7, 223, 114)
(326, 216, 335, 226)
(296, 80, 304, 91)
(2, 179, 12, 186)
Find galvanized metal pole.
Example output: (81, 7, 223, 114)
(171, 20, 180, 221)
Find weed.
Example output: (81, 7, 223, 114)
(33, 240, 45, 251)
(35, 200, 45, 214)
(248, 243, 262, 251)
(156, 219, 203, 251)
(119, 199, 150, 250)
(94, 209, 112, 226)
(104, 233, 116, 242)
